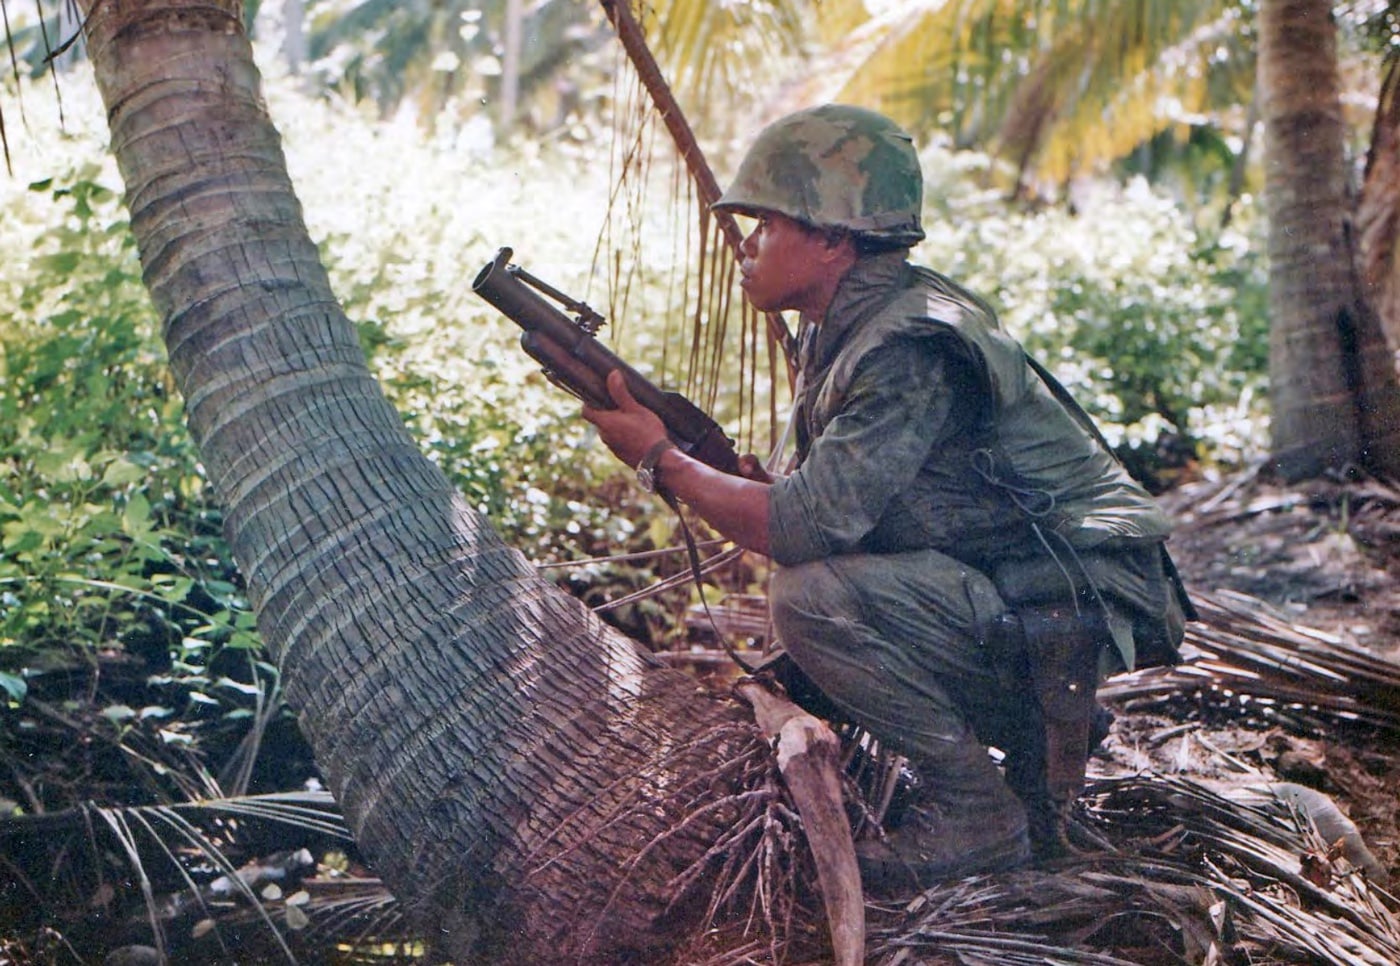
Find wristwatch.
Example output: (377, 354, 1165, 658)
(636, 439, 676, 495)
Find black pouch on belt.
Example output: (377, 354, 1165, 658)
(1015, 604, 1110, 806)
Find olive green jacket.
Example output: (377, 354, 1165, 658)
(768, 252, 1185, 667)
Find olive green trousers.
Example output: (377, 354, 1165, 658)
(769, 548, 1040, 809)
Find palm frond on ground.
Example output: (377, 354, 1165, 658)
(0, 790, 418, 963)
(871, 772, 1400, 965)
(1102, 587, 1400, 733)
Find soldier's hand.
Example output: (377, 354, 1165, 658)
(736, 454, 773, 483)
(581, 370, 670, 468)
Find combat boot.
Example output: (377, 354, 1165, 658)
(855, 743, 1032, 892)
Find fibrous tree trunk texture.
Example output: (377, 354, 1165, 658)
(77, 1, 764, 960)
(1358, 56, 1400, 353)
(1258, 0, 1400, 481)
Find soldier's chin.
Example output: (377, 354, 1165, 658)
(740, 279, 777, 312)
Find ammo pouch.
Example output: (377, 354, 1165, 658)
(987, 604, 1110, 808)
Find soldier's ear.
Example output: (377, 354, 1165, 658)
(819, 228, 858, 266)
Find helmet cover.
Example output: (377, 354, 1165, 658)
(714, 104, 925, 245)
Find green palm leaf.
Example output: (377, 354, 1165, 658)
(794, 0, 1252, 190)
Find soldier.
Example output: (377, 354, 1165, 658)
(584, 104, 1190, 887)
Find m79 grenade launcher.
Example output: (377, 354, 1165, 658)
(472, 247, 741, 476)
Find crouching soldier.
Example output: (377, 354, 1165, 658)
(585, 104, 1192, 887)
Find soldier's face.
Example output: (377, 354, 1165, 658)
(737, 211, 850, 318)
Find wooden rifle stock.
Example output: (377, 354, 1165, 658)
(472, 247, 741, 475)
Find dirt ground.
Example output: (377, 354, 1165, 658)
(1095, 470, 1400, 883)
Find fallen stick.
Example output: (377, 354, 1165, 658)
(735, 678, 865, 966)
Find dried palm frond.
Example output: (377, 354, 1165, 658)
(869, 774, 1399, 966)
(1086, 775, 1399, 961)
(215, 872, 418, 964)
(1100, 588, 1400, 735)
(596, 0, 796, 460)
(0, 790, 412, 963)
(541, 715, 828, 964)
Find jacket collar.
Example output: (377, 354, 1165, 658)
(803, 250, 910, 371)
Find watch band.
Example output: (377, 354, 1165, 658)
(636, 438, 676, 494)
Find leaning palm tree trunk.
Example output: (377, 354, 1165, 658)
(77, 1, 763, 960)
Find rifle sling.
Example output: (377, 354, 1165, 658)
(658, 489, 761, 673)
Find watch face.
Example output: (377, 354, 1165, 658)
(637, 466, 657, 493)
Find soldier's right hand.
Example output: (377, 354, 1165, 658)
(736, 454, 773, 483)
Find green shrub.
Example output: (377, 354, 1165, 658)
(0, 167, 262, 756)
(920, 161, 1270, 476)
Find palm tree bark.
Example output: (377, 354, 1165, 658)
(76, 1, 763, 960)
(1258, 0, 1400, 480)
(1358, 55, 1400, 353)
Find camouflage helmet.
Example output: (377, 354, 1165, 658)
(713, 104, 925, 246)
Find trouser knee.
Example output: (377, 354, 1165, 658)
(769, 559, 855, 656)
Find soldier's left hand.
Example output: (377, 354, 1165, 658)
(582, 370, 670, 468)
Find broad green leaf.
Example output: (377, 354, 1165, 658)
(215, 677, 264, 696)
(122, 491, 152, 537)
(36, 252, 81, 274)
(103, 456, 147, 487)
(33, 446, 93, 483)
(153, 575, 196, 604)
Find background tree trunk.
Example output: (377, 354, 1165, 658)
(77, 1, 763, 960)
(1258, 0, 1400, 480)
(1358, 56, 1400, 353)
